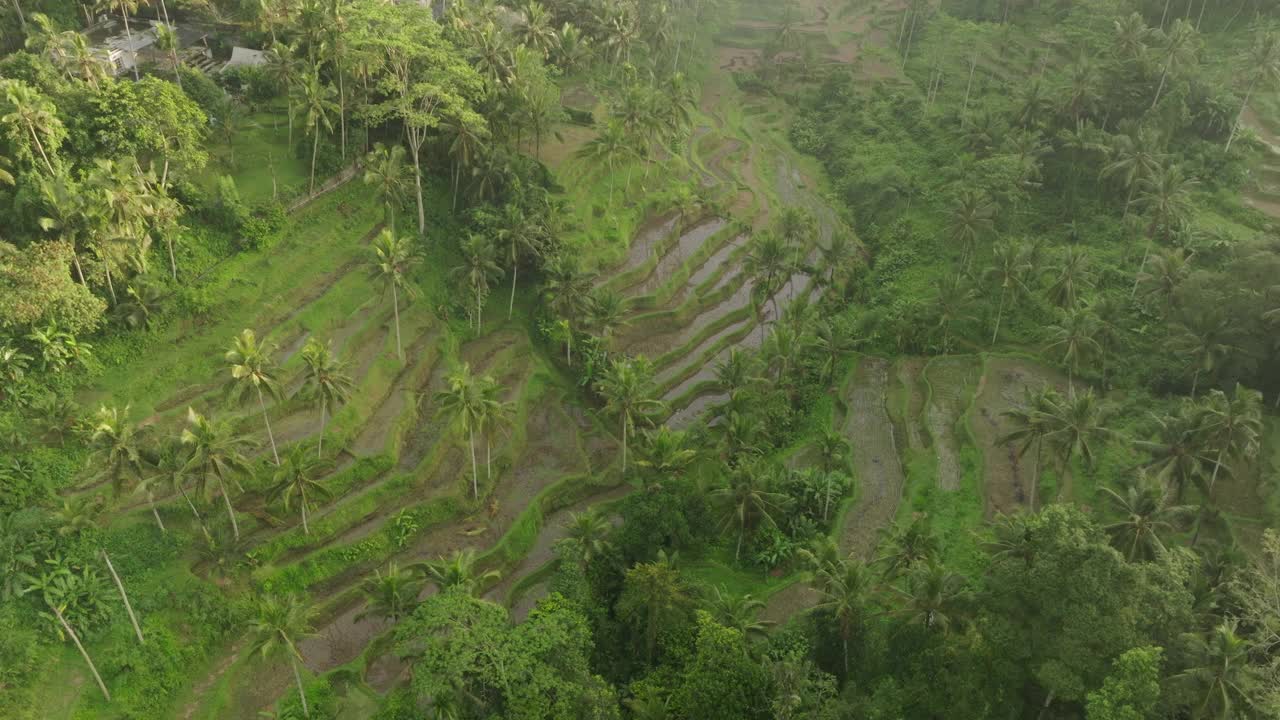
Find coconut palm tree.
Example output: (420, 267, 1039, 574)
(435, 363, 485, 498)
(712, 462, 791, 561)
(248, 593, 317, 718)
(1101, 126, 1168, 217)
(296, 68, 338, 195)
(1150, 19, 1199, 109)
(149, 440, 205, 530)
(495, 203, 541, 320)
(596, 356, 665, 474)
(153, 22, 183, 88)
(575, 120, 632, 206)
(587, 288, 628, 347)
(1226, 30, 1280, 153)
(743, 231, 790, 331)
(87, 405, 149, 496)
(983, 239, 1033, 345)
(999, 387, 1059, 511)
(368, 230, 420, 362)
(300, 339, 352, 458)
(181, 408, 254, 541)
(1044, 306, 1103, 387)
(1100, 475, 1189, 561)
(1175, 620, 1264, 719)
(1, 79, 62, 174)
(635, 425, 696, 490)
(1140, 403, 1212, 503)
(930, 274, 976, 353)
(1194, 385, 1263, 495)
(1040, 388, 1111, 483)
(476, 374, 510, 481)
(804, 550, 872, 673)
(416, 548, 499, 596)
(1136, 247, 1191, 316)
(363, 143, 409, 234)
(947, 189, 997, 269)
(356, 562, 421, 623)
(451, 234, 503, 332)
(21, 568, 111, 701)
(270, 447, 333, 536)
(225, 329, 284, 466)
(1173, 307, 1241, 397)
(440, 115, 488, 211)
(542, 255, 593, 365)
(565, 510, 613, 566)
(891, 560, 968, 634)
(617, 558, 688, 664)
(1045, 246, 1093, 309)
(709, 587, 773, 641)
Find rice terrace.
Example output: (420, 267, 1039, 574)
(2, 0, 1280, 718)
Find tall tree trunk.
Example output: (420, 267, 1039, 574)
(392, 283, 403, 362)
(54, 605, 111, 701)
(147, 493, 166, 532)
(11, 0, 25, 34)
(216, 474, 240, 540)
(101, 550, 144, 645)
(166, 236, 177, 281)
(120, 6, 140, 81)
(485, 435, 491, 479)
(317, 405, 326, 458)
(1031, 440, 1041, 511)
(1151, 61, 1170, 110)
(289, 655, 310, 718)
(476, 284, 483, 332)
(410, 141, 426, 234)
(621, 418, 628, 473)
(73, 253, 86, 285)
(338, 69, 346, 161)
(309, 129, 319, 195)
(257, 386, 280, 465)
(1036, 690, 1055, 720)
(902, 10, 919, 67)
(104, 265, 118, 305)
(1196, 0, 1207, 29)
(301, 488, 309, 535)
(452, 159, 460, 213)
(26, 119, 55, 175)
(508, 259, 518, 319)
(1225, 80, 1256, 154)
(177, 483, 204, 531)
(992, 286, 1006, 345)
(468, 428, 478, 498)
(1160, 0, 1172, 29)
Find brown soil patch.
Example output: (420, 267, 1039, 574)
(596, 213, 680, 285)
(717, 46, 762, 72)
(836, 357, 906, 557)
(923, 357, 981, 491)
(623, 218, 729, 298)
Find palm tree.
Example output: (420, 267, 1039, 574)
(595, 357, 665, 474)
(1101, 127, 1167, 217)
(440, 116, 488, 211)
(587, 288, 628, 346)
(1100, 475, 1189, 561)
(891, 560, 968, 634)
(435, 363, 485, 498)
(225, 329, 284, 466)
(266, 43, 303, 150)
(21, 569, 111, 701)
(1044, 306, 1103, 387)
(709, 587, 773, 641)
(1173, 307, 1241, 397)
(270, 447, 333, 536)
(301, 339, 353, 458)
(542, 255, 593, 365)
(930, 274, 976, 352)
(153, 22, 183, 88)
(149, 440, 205, 530)
(357, 562, 421, 623)
(496, 203, 542, 320)
(416, 548, 499, 596)
(1150, 20, 1198, 109)
(715, 348, 763, 400)
(618, 559, 688, 664)
(999, 387, 1058, 511)
(1194, 385, 1263, 494)
(368, 230, 420, 362)
(947, 189, 997, 269)
(1136, 247, 1191, 316)
(712, 462, 791, 561)
(742, 232, 790, 329)
(1041, 389, 1111, 485)
(984, 512, 1038, 568)
(88, 405, 149, 496)
(804, 550, 872, 673)
(452, 234, 503, 331)
(249, 593, 317, 718)
(576, 120, 632, 206)
(1175, 620, 1263, 719)
(877, 513, 941, 579)
(1111, 12, 1151, 67)
(363, 143, 409, 234)
(565, 510, 613, 566)
(1045, 246, 1093, 309)
(296, 68, 338, 195)
(1, 79, 61, 174)
(181, 408, 254, 541)
(1140, 403, 1212, 503)
(1226, 30, 1280, 153)
(476, 374, 510, 480)
(635, 425, 696, 490)
(984, 239, 1033, 345)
